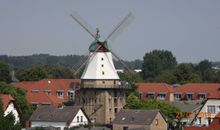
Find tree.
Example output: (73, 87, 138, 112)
(0, 99, 22, 130)
(154, 70, 177, 84)
(0, 60, 10, 83)
(174, 63, 201, 84)
(16, 65, 48, 81)
(125, 94, 180, 124)
(141, 50, 177, 81)
(195, 60, 216, 82)
(0, 82, 33, 126)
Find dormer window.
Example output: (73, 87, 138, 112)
(198, 92, 206, 100)
(158, 92, 166, 100)
(56, 90, 64, 98)
(31, 89, 39, 93)
(186, 93, 193, 100)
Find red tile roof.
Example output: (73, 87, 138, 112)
(14, 79, 80, 106)
(0, 94, 14, 110)
(174, 83, 220, 98)
(136, 83, 174, 93)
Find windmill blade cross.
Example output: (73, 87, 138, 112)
(70, 12, 97, 40)
(105, 12, 135, 42)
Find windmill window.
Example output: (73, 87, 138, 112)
(101, 58, 104, 61)
(102, 71, 105, 75)
(101, 64, 104, 67)
(102, 81, 105, 84)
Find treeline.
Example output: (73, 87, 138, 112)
(141, 50, 220, 84)
(0, 54, 142, 69)
(1, 50, 220, 84)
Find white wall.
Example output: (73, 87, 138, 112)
(31, 109, 89, 130)
(4, 102, 20, 124)
(31, 122, 67, 130)
(193, 99, 220, 126)
(69, 109, 89, 127)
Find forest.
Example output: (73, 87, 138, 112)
(0, 50, 220, 84)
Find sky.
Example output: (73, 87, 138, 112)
(0, 0, 220, 63)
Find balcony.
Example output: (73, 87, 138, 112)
(80, 83, 131, 90)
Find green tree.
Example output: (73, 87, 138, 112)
(0, 60, 10, 83)
(0, 82, 33, 126)
(195, 60, 216, 82)
(16, 65, 48, 81)
(154, 70, 177, 84)
(125, 94, 180, 124)
(174, 63, 201, 84)
(0, 99, 22, 130)
(142, 50, 177, 81)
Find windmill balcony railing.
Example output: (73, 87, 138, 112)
(81, 83, 131, 89)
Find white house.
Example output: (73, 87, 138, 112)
(192, 98, 220, 126)
(29, 106, 89, 130)
(0, 94, 21, 124)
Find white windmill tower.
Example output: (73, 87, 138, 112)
(70, 12, 134, 125)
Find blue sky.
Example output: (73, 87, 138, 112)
(0, 0, 220, 63)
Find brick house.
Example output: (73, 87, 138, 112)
(14, 79, 80, 107)
(136, 83, 174, 101)
(112, 109, 167, 130)
(174, 84, 220, 101)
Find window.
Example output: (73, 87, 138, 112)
(207, 105, 216, 114)
(81, 116, 83, 122)
(186, 94, 193, 100)
(114, 108, 118, 113)
(56, 91, 64, 98)
(123, 126, 128, 130)
(31, 89, 39, 93)
(77, 116, 79, 122)
(101, 64, 104, 67)
(158, 94, 166, 100)
(102, 71, 105, 75)
(174, 94, 181, 100)
(68, 91, 75, 101)
(101, 58, 104, 61)
(147, 93, 155, 99)
(102, 81, 105, 84)
(155, 119, 159, 126)
(198, 93, 206, 100)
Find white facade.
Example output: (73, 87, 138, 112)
(30, 109, 89, 130)
(193, 98, 220, 126)
(81, 52, 119, 79)
(4, 102, 20, 124)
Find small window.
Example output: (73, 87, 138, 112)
(101, 58, 104, 61)
(81, 116, 83, 122)
(77, 116, 79, 122)
(102, 71, 105, 75)
(101, 64, 104, 67)
(102, 81, 105, 84)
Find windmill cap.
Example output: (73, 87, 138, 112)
(89, 36, 108, 51)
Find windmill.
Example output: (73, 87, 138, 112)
(70, 12, 135, 124)
(70, 12, 135, 76)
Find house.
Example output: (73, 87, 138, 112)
(191, 98, 220, 126)
(184, 112, 220, 130)
(174, 83, 220, 101)
(112, 109, 167, 130)
(29, 106, 89, 130)
(0, 94, 21, 124)
(172, 100, 203, 125)
(136, 83, 174, 101)
(14, 79, 80, 107)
